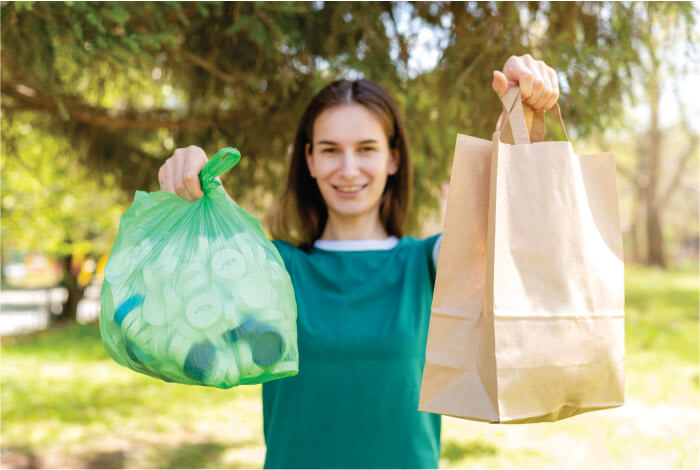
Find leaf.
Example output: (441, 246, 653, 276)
(224, 16, 257, 35)
(85, 11, 107, 34)
(106, 5, 131, 26)
(70, 21, 83, 41)
(196, 2, 210, 18)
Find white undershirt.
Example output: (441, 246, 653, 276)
(313, 234, 442, 267)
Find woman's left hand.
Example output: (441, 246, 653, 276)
(492, 54, 559, 112)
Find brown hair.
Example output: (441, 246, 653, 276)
(268, 79, 413, 251)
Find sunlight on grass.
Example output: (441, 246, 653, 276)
(1, 263, 697, 468)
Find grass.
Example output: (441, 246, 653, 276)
(1, 263, 698, 468)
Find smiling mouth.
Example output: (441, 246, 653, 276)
(333, 184, 369, 194)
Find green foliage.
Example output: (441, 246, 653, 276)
(1, 1, 697, 238)
(0, 113, 127, 257)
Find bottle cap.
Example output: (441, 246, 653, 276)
(202, 352, 228, 387)
(105, 255, 135, 284)
(192, 234, 209, 257)
(123, 314, 149, 344)
(251, 326, 285, 367)
(143, 254, 179, 290)
(183, 340, 216, 382)
(142, 293, 167, 326)
(211, 248, 246, 281)
(232, 317, 258, 339)
(147, 328, 171, 359)
(220, 348, 240, 386)
(126, 339, 155, 364)
(235, 275, 270, 312)
(114, 294, 144, 327)
(163, 280, 183, 318)
(234, 338, 263, 378)
(168, 329, 201, 368)
(271, 361, 298, 375)
(181, 267, 210, 299)
(135, 238, 156, 259)
(186, 293, 222, 329)
(221, 298, 240, 326)
(232, 233, 264, 263)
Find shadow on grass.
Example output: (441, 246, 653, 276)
(3, 438, 261, 469)
(159, 441, 228, 469)
(440, 439, 498, 463)
(86, 450, 126, 469)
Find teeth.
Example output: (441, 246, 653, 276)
(337, 185, 364, 192)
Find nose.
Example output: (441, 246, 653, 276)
(338, 150, 360, 179)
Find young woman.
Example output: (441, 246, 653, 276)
(158, 55, 560, 469)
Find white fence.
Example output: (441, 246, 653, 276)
(0, 282, 102, 336)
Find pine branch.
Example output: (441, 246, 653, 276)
(1, 77, 230, 130)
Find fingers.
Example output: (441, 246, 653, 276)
(542, 66, 560, 111)
(183, 153, 205, 201)
(158, 146, 208, 202)
(164, 158, 175, 194)
(173, 153, 194, 201)
(498, 54, 560, 111)
(492, 71, 509, 98)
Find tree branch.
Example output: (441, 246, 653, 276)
(173, 47, 238, 85)
(1, 77, 232, 130)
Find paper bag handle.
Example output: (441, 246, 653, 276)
(497, 87, 531, 144)
(529, 103, 570, 143)
(497, 87, 570, 144)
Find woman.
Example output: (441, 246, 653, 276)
(158, 55, 560, 469)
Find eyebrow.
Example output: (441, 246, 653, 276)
(317, 139, 379, 145)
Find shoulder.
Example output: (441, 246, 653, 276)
(394, 233, 441, 289)
(271, 239, 307, 270)
(271, 239, 295, 254)
(400, 233, 441, 256)
(400, 233, 441, 268)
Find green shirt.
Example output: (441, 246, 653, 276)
(263, 234, 442, 469)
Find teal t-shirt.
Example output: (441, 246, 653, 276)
(263, 234, 442, 469)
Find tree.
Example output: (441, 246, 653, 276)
(1, 113, 128, 322)
(2, 2, 697, 323)
(604, 3, 698, 267)
(3, 2, 684, 222)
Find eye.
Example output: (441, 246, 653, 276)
(321, 148, 337, 154)
(359, 147, 376, 152)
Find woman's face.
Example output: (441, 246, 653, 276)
(305, 104, 399, 222)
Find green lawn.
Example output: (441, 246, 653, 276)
(2, 263, 698, 468)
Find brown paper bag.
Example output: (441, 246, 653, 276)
(418, 87, 625, 423)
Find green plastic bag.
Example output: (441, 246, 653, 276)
(99, 148, 298, 388)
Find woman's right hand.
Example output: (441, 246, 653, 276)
(158, 145, 211, 202)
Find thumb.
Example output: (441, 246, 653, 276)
(492, 71, 509, 98)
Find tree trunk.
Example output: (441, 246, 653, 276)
(646, 204, 666, 267)
(627, 211, 641, 263)
(644, 49, 666, 267)
(53, 253, 85, 325)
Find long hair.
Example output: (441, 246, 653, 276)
(268, 79, 413, 252)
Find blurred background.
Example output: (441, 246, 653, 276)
(1, 2, 697, 468)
